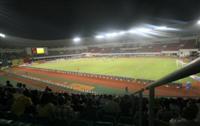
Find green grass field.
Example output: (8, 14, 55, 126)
(30, 57, 192, 83)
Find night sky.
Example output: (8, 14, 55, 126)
(0, 0, 200, 40)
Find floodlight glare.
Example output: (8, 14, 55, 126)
(155, 26, 179, 31)
(0, 33, 5, 38)
(95, 35, 104, 39)
(118, 31, 126, 35)
(128, 28, 151, 34)
(137, 28, 151, 33)
(73, 37, 81, 42)
(156, 26, 167, 30)
(128, 29, 137, 34)
(105, 32, 118, 37)
(197, 20, 200, 25)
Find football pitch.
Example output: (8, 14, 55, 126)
(30, 57, 191, 83)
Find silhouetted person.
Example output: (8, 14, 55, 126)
(45, 86, 52, 92)
(6, 80, 13, 87)
(125, 86, 129, 94)
(171, 104, 200, 126)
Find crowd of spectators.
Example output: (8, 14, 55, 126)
(0, 80, 200, 126)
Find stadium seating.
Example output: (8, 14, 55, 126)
(0, 39, 198, 60)
(0, 81, 200, 126)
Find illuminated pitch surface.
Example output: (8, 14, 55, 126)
(30, 57, 191, 83)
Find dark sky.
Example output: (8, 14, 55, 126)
(0, 0, 200, 40)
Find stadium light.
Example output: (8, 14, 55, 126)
(105, 32, 118, 38)
(73, 37, 81, 43)
(137, 28, 151, 33)
(128, 27, 151, 34)
(155, 26, 167, 30)
(128, 29, 137, 34)
(127, 27, 156, 38)
(0, 33, 5, 38)
(155, 26, 179, 31)
(95, 35, 105, 39)
(197, 20, 200, 25)
(118, 31, 126, 35)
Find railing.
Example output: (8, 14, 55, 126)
(133, 57, 200, 126)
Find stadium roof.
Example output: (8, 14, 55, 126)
(1, 0, 200, 47)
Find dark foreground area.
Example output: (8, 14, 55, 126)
(0, 81, 200, 126)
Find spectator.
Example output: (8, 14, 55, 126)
(196, 101, 200, 122)
(0, 80, 200, 126)
(45, 86, 52, 92)
(6, 80, 13, 87)
(37, 93, 55, 119)
(11, 90, 33, 116)
(170, 104, 200, 126)
(103, 95, 120, 115)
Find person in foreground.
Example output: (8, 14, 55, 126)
(170, 103, 200, 126)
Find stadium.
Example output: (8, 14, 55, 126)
(0, 0, 200, 126)
(1, 27, 200, 96)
